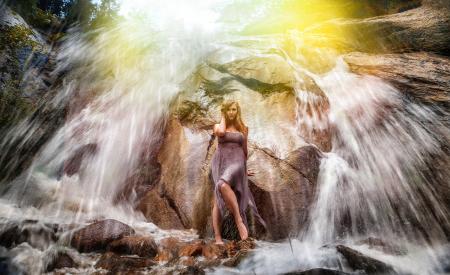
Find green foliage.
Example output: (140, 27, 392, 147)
(8, 0, 38, 20)
(63, 0, 96, 28)
(89, 0, 120, 29)
(0, 25, 38, 50)
(29, 7, 60, 30)
(9, 0, 120, 32)
(37, 0, 67, 17)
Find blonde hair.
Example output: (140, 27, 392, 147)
(220, 100, 248, 135)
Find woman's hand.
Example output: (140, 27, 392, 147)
(247, 168, 255, 177)
(214, 114, 227, 137)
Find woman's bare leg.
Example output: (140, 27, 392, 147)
(219, 181, 248, 240)
(212, 196, 224, 244)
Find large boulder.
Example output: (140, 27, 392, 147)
(95, 252, 157, 272)
(343, 52, 450, 109)
(336, 245, 397, 274)
(0, 220, 57, 250)
(303, 1, 450, 55)
(246, 145, 318, 240)
(70, 219, 135, 253)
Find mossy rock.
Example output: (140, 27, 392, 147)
(0, 25, 38, 51)
(0, 79, 34, 130)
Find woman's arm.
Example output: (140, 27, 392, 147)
(243, 126, 249, 160)
(214, 115, 226, 137)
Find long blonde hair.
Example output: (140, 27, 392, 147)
(220, 100, 248, 135)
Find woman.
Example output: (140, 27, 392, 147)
(210, 100, 267, 245)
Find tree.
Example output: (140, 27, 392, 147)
(37, 0, 66, 17)
(90, 0, 119, 29)
(63, 0, 95, 28)
(8, 0, 38, 20)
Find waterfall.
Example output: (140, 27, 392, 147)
(0, 4, 224, 226)
(230, 57, 450, 275)
(1, 1, 449, 274)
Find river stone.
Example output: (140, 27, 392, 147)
(0, 220, 57, 250)
(336, 245, 397, 274)
(45, 251, 77, 272)
(106, 235, 158, 258)
(70, 219, 135, 253)
(283, 268, 350, 275)
(95, 251, 157, 272)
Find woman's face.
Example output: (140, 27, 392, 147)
(226, 103, 238, 121)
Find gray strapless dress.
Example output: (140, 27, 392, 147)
(210, 131, 267, 232)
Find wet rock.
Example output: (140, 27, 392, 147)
(211, 55, 295, 93)
(0, 220, 57, 250)
(248, 147, 317, 240)
(114, 118, 165, 206)
(283, 268, 349, 275)
(179, 240, 204, 257)
(178, 265, 206, 275)
(344, 52, 450, 109)
(220, 238, 255, 267)
(95, 252, 157, 272)
(197, 258, 222, 269)
(179, 256, 196, 266)
(356, 237, 407, 256)
(107, 235, 158, 258)
(137, 185, 185, 230)
(70, 219, 135, 253)
(286, 145, 323, 184)
(137, 117, 205, 230)
(45, 251, 77, 272)
(306, 2, 450, 55)
(336, 245, 397, 274)
(154, 237, 185, 262)
(0, 246, 24, 275)
(222, 250, 250, 267)
(174, 100, 216, 130)
(62, 143, 98, 177)
(202, 240, 227, 260)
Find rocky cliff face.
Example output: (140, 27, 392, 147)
(0, 6, 66, 183)
(136, 56, 326, 241)
(305, 0, 450, 56)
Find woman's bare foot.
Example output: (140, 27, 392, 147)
(237, 220, 248, 240)
(215, 236, 224, 245)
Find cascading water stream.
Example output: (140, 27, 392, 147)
(0, 4, 226, 227)
(222, 54, 450, 275)
(303, 59, 449, 246)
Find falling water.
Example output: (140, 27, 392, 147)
(220, 55, 450, 275)
(0, 1, 226, 225)
(304, 58, 450, 246)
